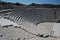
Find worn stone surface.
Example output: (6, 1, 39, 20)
(0, 8, 60, 40)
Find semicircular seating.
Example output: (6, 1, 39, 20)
(0, 8, 59, 26)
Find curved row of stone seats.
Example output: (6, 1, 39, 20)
(11, 9, 40, 25)
(11, 16, 26, 25)
(0, 12, 11, 18)
(7, 11, 28, 24)
(0, 9, 15, 19)
(1, 8, 60, 26)
(11, 8, 56, 25)
(2, 12, 26, 25)
(0, 10, 12, 14)
(0, 6, 15, 10)
(8, 12, 21, 22)
(2, 8, 55, 26)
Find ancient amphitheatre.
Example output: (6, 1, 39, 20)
(0, 2, 60, 40)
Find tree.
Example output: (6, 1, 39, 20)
(29, 3, 36, 6)
(16, 2, 20, 6)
